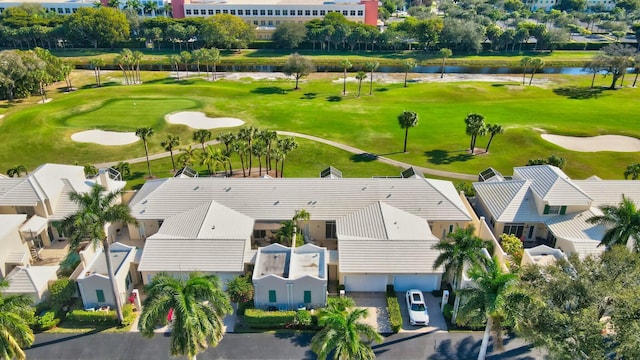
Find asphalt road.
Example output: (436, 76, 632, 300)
(25, 331, 545, 360)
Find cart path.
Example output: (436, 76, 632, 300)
(95, 131, 477, 181)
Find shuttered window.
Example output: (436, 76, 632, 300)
(96, 290, 105, 303)
(268, 290, 276, 303)
(304, 291, 311, 303)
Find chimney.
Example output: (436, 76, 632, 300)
(98, 169, 110, 191)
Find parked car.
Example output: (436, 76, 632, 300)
(406, 289, 429, 326)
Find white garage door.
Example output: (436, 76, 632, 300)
(393, 275, 439, 292)
(344, 275, 388, 292)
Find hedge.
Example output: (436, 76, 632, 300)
(443, 304, 453, 321)
(34, 310, 60, 331)
(386, 285, 402, 333)
(244, 308, 296, 329)
(67, 309, 118, 326)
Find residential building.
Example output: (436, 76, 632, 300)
(0, 214, 30, 278)
(3, 265, 59, 304)
(253, 243, 327, 309)
(473, 165, 640, 258)
(522, 244, 566, 267)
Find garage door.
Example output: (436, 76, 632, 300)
(344, 275, 388, 292)
(393, 275, 439, 292)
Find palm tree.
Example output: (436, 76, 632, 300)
(464, 113, 486, 154)
(200, 145, 226, 176)
(484, 124, 504, 153)
(231, 140, 249, 177)
(6, 165, 28, 177)
(277, 136, 298, 178)
(528, 58, 544, 86)
(180, 51, 192, 79)
(0, 280, 35, 360)
(132, 50, 144, 84)
(258, 129, 277, 172)
(138, 272, 232, 360)
(169, 54, 181, 80)
(191, 48, 205, 76)
(439, 48, 452, 78)
(178, 146, 198, 167)
(433, 226, 491, 291)
(251, 142, 267, 176)
(192, 129, 212, 152)
(402, 59, 416, 87)
(270, 147, 284, 178)
(457, 257, 519, 360)
(311, 307, 383, 360)
(398, 111, 419, 153)
(89, 57, 105, 87)
(340, 58, 352, 95)
(624, 163, 640, 180)
(355, 71, 367, 98)
(112, 162, 130, 179)
(364, 61, 378, 95)
(208, 48, 221, 81)
(520, 56, 532, 86)
(161, 135, 181, 173)
(587, 195, 640, 252)
(216, 132, 236, 176)
(238, 127, 258, 176)
(62, 185, 137, 323)
(135, 127, 154, 178)
(293, 208, 311, 245)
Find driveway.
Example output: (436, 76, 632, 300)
(397, 292, 448, 333)
(349, 292, 393, 334)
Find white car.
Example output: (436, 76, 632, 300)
(405, 289, 429, 326)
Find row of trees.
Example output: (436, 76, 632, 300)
(433, 194, 640, 359)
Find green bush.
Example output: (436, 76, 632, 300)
(237, 299, 254, 316)
(226, 275, 254, 304)
(49, 278, 77, 311)
(121, 304, 135, 327)
(244, 308, 296, 329)
(385, 285, 402, 333)
(35, 310, 60, 331)
(443, 304, 453, 321)
(293, 310, 312, 327)
(67, 309, 118, 326)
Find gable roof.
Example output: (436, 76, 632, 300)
(129, 177, 472, 223)
(572, 180, 640, 208)
(545, 208, 607, 243)
(473, 180, 546, 222)
(4, 265, 59, 295)
(338, 238, 442, 274)
(513, 166, 592, 206)
(137, 238, 246, 272)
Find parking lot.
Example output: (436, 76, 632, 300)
(397, 291, 448, 333)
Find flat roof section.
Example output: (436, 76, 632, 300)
(291, 252, 322, 279)
(256, 250, 289, 278)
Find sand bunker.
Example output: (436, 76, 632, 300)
(542, 134, 640, 152)
(166, 111, 245, 129)
(71, 130, 139, 146)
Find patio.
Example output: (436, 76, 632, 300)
(35, 239, 70, 266)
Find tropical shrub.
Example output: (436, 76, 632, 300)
(244, 308, 296, 329)
(386, 285, 402, 333)
(293, 310, 312, 327)
(226, 275, 254, 304)
(49, 278, 77, 311)
(443, 304, 454, 321)
(34, 310, 60, 331)
(67, 309, 118, 325)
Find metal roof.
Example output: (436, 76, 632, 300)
(338, 238, 442, 274)
(572, 180, 640, 208)
(545, 208, 607, 243)
(337, 202, 433, 240)
(137, 238, 246, 272)
(20, 215, 49, 234)
(473, 180, 546, 222)
(4, 265, 59, 295)
(513, 166, 592, 206)
(129, 177, 472, 223)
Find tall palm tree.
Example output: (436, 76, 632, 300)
(528, 58, 544, 86)
(62, 185, 137, 323)
(89, 57, 105, 87)
(258, 129, 277, 172)
(161, 134, 181, 173)
(439, 48, 452, 78)
(251, 142, 267, 176)
(135, 127, 154, 177)
(169, 54, 181, 80)
(484, 124, 504, 153)
(191, 48, 205, 76)
(355, 71, 367, 98)
(624, 163, 640, 180)
(457, 257, 520, 360)
(231, 140, 249, 177)
(433, 226, 491, 291)
(0, 280, 35, 360)
(464, 113, 486, 154)
(216, 132, 236, 176)
(277, 136, 298, 178)
(6, 165, 28, 177)
(192, 129, 212, 152)
(139, 273, 232, 360)
(587, 195, 640, 252)
(270, 147, 284, 178)
(402, 59, 416, 87)
(364, 61, 378, 96)
(398, 110, 419, 153)
(340, 58, 352, 95)
(180, 51, 192, 79)
(132, 50, 144, 84)
(238, 127, 258, 176)
(311, 307, 383, 360)
(208, 48, 221, 81)
(520, 56, 532, 86)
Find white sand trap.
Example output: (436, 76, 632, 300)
(71, 130, 139, 146)
(166, 111, 245, 129)
(542, 134, 640, 152)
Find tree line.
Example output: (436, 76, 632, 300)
(0, 48, 71, 101)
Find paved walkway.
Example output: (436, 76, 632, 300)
(96, 131, 476, 181)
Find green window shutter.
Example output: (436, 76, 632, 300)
(304, 291, 311, 303)
(268, 290, 276, 303)
(543, 205, 550, 215)
(96, 289, 105, 303)
(560, 206, 567, 215)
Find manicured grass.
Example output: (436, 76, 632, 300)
(1, 70, 638, 181)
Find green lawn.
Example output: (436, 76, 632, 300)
(1, 71, 638, 181)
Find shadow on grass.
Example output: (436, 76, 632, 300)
(350, 153, 379, 162)
(326, 95, 342, 102)
(251, 86, 288, 95)
(375, 88, 389, 92)
(425, 149, 472, 165)
(301, 92, 317, 100)
(28, 328, 105, 349)
(79, 82, 120, 90)
(552, 86, 605, 99)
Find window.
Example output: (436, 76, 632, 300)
(276, 20, 280, 25)
(253, 20, 258, 25)
(72, 8, 78, 13)
(260, 9, 265, 15)
(357, 10, 363, 16)
(254, 229, 266, 238)
(96, 289, 105, 303)
(193, 9, 199, 14)
(350, 10, 356, 16)
(448, 224, 454, 233)
(527, 225, 535, 239)
(268, 20, 273, 25)
(230, 9, 235, 14)
(282, 10, 288, 15)
(304, 291, 311, 303)
(275, 10, 280, 15)
(223, 9, 228, 13)
(342, 10, 348, 15)
(320, 10, 325, 15)
(209, 9, 214, 14)
(253, 9, 258, 15)
(65, 8, 71, 13)
(125, 273, 132, 289)
(543, 205, 566, 215)
(267, 9, 273, 15)
(290, 10, 296, 15)
(215, 9, 221, 14)
(268, 290, 277, 302)
(260, 20, 265, 25)
(186, 9, 192, 15)
(237, 9, 243, 15)
(312, 10, 318, 15)
(503, 223, 525, 238)
(58, 8, 63, 13)
(305, 10, 310, 15)
(325, 221, 337, 239)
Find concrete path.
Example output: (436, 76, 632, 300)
(350, 292, 393, 334)
(96, 131, 477, 181)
